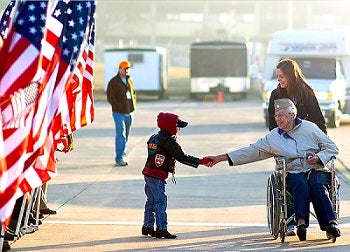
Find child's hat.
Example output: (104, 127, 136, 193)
(177, 119, 188, 128)
(157, 112, 188, 135)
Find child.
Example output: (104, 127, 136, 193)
(142, 112, 211, 239)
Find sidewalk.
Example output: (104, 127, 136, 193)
(7, 99, 350, 251)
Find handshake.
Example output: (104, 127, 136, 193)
(199, 157, 214, 166)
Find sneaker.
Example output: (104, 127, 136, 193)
(286, 224, 296, 236)
(115, 159, 128, 166)
(21, 223, 38, 234)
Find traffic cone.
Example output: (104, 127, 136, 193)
(217, 90, 223, 103)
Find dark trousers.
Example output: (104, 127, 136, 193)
(286, 170, 336, 230)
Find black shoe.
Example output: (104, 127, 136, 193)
(40, 208, 57, 215)
(155, 229, 177, 239)
(2, 240, 11, 251)
(142, 226, 155, 237)
(29, 213, 42, 225)
(297, 224, 307, 241)
(5, 227, 20, 241)
(33, 212, 44, 219)
(326, 222, 341, 238)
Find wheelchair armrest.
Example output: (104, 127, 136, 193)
(274, 156, 286, 171)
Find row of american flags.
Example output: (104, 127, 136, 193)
(0, 0, 96, 226)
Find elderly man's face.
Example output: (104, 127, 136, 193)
(274, 108, 294, 131)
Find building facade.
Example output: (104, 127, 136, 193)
(95, 1, 350, 68)
(1, 1, 350, 68)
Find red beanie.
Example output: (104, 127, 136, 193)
(157, 112, 179, 135)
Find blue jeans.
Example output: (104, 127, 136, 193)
(143, 176, 168, 230)
(112, 112, 133, 162)
(286, 170, 336, 230)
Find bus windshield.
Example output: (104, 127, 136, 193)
(190, 42, 247, 78)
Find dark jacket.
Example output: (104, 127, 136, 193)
(142, 130, 200, 182)
(106, 74, 137, 114)
(268, 86, 327, 134)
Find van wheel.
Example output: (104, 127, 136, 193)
(328, 110, 341, 128)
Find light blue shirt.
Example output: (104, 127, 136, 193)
(226, 119, 338, 173)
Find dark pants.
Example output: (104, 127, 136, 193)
(286, 170, 336, 230)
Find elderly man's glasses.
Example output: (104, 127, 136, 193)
(274, 113, 287, 119)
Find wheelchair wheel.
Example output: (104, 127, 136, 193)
(279, 221, 286, 243)
(333, 176, 340, 221)
(267, 174, 281, 239)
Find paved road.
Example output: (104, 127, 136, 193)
(9, 95, 350, 251)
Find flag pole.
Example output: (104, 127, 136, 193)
(13, 195, 27, 241)
(0, 223, 5, 252)
(21, 189, 38, 236)
(34, 187, 42, 226)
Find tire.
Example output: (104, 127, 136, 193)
(267, 175, 280, 239)
(332, 175, 340, 221)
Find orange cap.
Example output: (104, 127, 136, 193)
(119, 60, 131, 69)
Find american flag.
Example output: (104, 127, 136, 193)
(55, 9, 95, 151)
(0, 0, 47, 225)
(0, 0, 15, 39)
(0, 0, 96, 224)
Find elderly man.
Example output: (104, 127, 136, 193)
(205, 98, 341, 241)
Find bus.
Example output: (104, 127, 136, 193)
(190, 41, 249, 100)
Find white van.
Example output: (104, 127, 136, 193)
(262, 29, 350, 128)
(104, 47, 168, 99)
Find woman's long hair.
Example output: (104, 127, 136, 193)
(276, 58, 315, 106)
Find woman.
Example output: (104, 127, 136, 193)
(268, 58, 327, 134)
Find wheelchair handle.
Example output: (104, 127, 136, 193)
(274, 156, 286, 171)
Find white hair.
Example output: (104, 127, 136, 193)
(285, 105, 297, 118)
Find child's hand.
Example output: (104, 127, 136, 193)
(199, 157, 213, 166)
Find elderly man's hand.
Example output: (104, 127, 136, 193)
(306, 152, 320, 165)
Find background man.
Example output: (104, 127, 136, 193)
(106, 60, 137, 166)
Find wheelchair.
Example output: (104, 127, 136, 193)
(266, 156, 340, 243)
